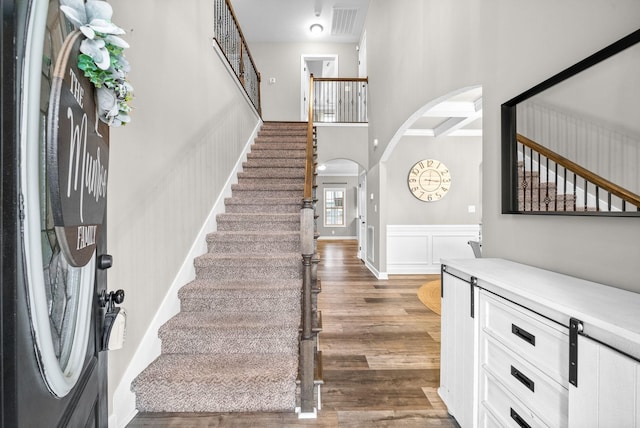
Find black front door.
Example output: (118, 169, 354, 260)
(1, 1, 109, 427)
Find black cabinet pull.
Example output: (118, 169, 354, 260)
(512, 323, 536, 346)
(511, 365, 535, 392)
(510, 408, 532, 428)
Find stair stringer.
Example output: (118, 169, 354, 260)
(110, 120, 261, 428)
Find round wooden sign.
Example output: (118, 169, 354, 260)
(47, 31, 110, 267)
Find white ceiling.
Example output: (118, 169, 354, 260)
(230, 0, 370, 43)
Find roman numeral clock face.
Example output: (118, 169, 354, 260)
(408, 159, 451, 201)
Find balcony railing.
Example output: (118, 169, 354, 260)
(213, 0, 261, 115)
(311, 77, 368, 123)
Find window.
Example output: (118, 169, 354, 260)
(324, 188, 345, 227)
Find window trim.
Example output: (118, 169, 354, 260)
(323, 187, 346, 227)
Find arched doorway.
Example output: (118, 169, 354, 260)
(378, 86, 483, 275)
(316, 159, 369, 260)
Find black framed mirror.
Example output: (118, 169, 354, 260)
(502, 28, 640, 217)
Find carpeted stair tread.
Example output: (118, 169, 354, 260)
(243, 158, 306, 168)
(242, 166, 306, 176)
(232, 182, 303, 191)
(194, 252, 302, 281)
(224, 205, 300, 214)
(249, 147, 306, 157)
(259, 125, 306, 133)
(178, 279, 301, 313)
(160, 311, 300, 335)
(195, 252, 301, 265)
(132, 353, 297, 412)
(207, 231, 300, 253)
(159, 312, 300, 354)
(254, 136, 307, 144)
(256, 129, 306, 136)
(207, 230, 299, 242)
(236, 179, 304, 188)
(251, 144, 306, 152)
(179, 278, 302, 294)
(216, 213, 300, 232)
(259, 125, 306, 134)
(225, 196, 301, 203)
(236, 173, 305, 181)
(224, 197, 301, 213)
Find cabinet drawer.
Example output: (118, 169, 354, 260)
(481, 291, 568, 384)
(480, 370, 550, 428)
(482, 336, 568, 428)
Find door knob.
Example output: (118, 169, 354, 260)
(100, 289, 125, 308)
(98, 254, 113, 270)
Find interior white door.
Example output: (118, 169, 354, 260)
(357, 173, 367, 260)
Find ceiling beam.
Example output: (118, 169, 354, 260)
(434, 108, 482, 137)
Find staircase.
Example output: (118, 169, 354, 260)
(132, 122, 309, 413)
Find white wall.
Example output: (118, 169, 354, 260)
(316, 125, 368, 167)
(480, 0, 640, 292)
(364, 0, 482, 273)
(364, 0, 640, 292)
(106, 0, 260, 422)
(249, 42, 359, 121)
(386, 136, 482, 225)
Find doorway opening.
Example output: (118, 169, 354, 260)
(301, 54, 339, 120)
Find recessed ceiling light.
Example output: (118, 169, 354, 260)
(317, 164, 327, 171)
(310, 23, 324, 34)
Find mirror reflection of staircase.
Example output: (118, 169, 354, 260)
(517, 161, 581, 212)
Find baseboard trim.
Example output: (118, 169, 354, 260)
(365, 259, 388, 280)
(109, 122, 261, 428)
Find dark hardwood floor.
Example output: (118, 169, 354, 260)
(127, 239, 458, 427)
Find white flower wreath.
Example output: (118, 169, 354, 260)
(60, 0, 133, 126)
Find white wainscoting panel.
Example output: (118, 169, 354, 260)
(387, 225, 480, 274)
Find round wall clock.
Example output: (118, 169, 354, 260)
(407, 159, 451, 201)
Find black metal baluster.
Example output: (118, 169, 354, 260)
(562, 167, 567, 210)
(572, 173, 577, 211)
(529, 147, 533, 212)
(583, 178, 588, 211)
(537, 152, 541, 211)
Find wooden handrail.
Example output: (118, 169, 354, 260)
(313, 77, 369, 82)
(517, 133, 640, 208)
(304, 75, 315, 199)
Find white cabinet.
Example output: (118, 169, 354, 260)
(439, 258, 640, 428)
(439, 268, 479, 428)
(569, 335, 640, 428)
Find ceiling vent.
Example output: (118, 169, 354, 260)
(331, 7, 358, 35)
